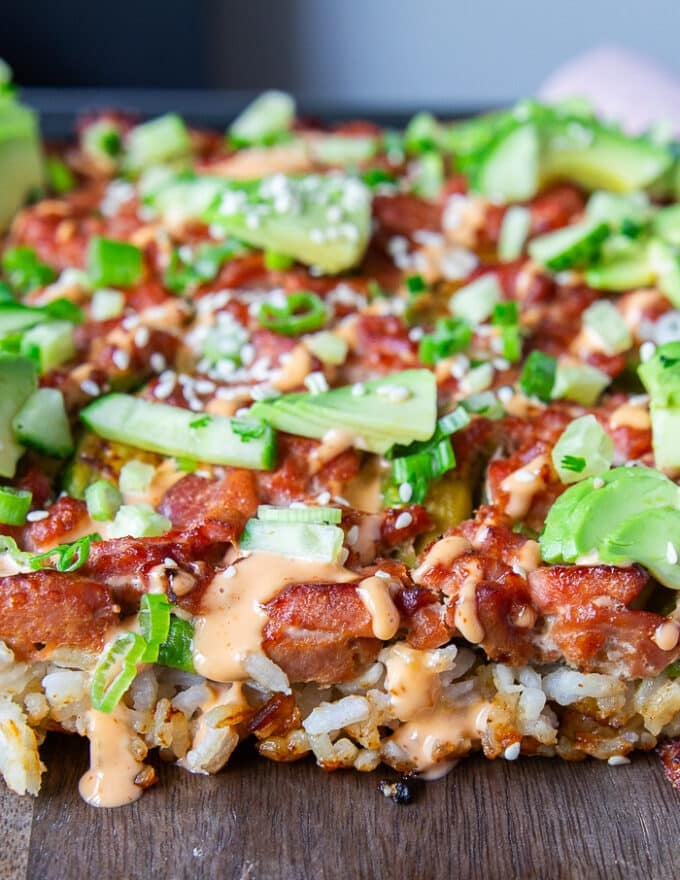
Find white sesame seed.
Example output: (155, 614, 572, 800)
(164, 557, 178, 569)
(304, 371, 329, 394)
(80, 379, 101, 397)
(514, 469, 536, 484)
(640, 341, 657, 363)
(667, 542, 679, 565)
(408, 327, 425, 342)
(375, 569, 391, 580)
(592, 477, 605, 489)
(398, 482, 413, 503)
(347, 525, 360, 546)
(316, 491, 331, 505)
(394, 511, 413, 530)
(375, 383, 411, 403)
(492, 357, 511, 371)
(150, 353, 166, 373)
(224, 565, 237, 579)
(497, 385, 514, 404)
(134, 326, 150, 348)
(153, 382, 175, 400)
(503, 742, 521, 761)
(195, 379, 217, 395)
(607, 755, 631, 766)
(351, 382, 366, 397)
(111, 348, 130, 371)
(26, 510, 49, 522)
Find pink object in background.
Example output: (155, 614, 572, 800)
(539, 46, 680, 135)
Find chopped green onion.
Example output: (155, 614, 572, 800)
(551, 361, 611, 406)
(164, 239, 247, 295)
(418, 317, 472, 365)
(85, 480, 122, 522)
(257, 504, 342, 524)
(42, 298, 85, 323)
(20, 320, 75, 372)
(0, 486, 32, 525)
(492, 302, 522, 361)
(240, 519, 344, 563)
(264, 250, 294, 271)
(87, 237, 143, 289)
(437, 406, 471, 435)
(157, 615, 195, 673)
(404, 112, 441, 154)
(229, 91, 295, 146)
(406, 274, 427, 295)
(90, 632, 147, 713)
(519, 350, 557, 401)
(46, 156, 76, 195)
(0, 282, 14, 303)
(125, 114, 191, 174)
(139, 593, 172, 663)
(498, 205, 531, 261)
(257, 291, 327, 336)
(91, 288, 125, 321)
(0, 535, 31, 567)
(29, 533, 100, 572)
(108, 504, 171, 539)
(2, 246, 57, 293)
(411, 152, 444, 199)
(461, 391, 505, 418)
(492, 301, 519, 326)
(83, 120, 122, 165)
(304, 330, 348, 365)
(361, 168, 397, 189)
(450, 274, 502, 325)
(119, 460, 155, 495)
(582, 300, 632, 355)
(551, 414, 614, 484)
(176, 457, 197, 473)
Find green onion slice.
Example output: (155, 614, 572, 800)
(157, 616, 195, 673)
(257, 291, 327, 336)
(90, 632, 147, 713)
(519, 350, 557, 401)
(0, 486, 32, 526)
(29, 533, 100, 572)
(139, 593, 172, 663)
(85, 480, 123, 522)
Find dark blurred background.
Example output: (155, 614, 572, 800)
(3, 0, 680, 106)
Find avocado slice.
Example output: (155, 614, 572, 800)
(571, 467, 680, 560)
(585, 244, 656, 291)
(0, 355, 37, 477)
(540, 121, 672, 193)
(250, 369, 437, 454)
(0, 99, 44, 232)
(600, 506, 680, 589)
(470, 122, 541, 202)
(205, 173, 372, 274)
(539, 477, 595, 563)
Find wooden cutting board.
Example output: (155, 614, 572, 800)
(3, 733, 679, 880)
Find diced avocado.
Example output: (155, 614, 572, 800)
(551, 360, 610, 406)
(0, 99, 44, 232)
(540, 121, 672, 193)
(250, 369, 437, 455)
(638, 341, 680, 407)
(600, 507, 680, 589)
(551, 414, 614, 485)
(205, 174, 372, 274)
(470, 122, 541, 202)
(229, 91, 295, 146)
(571, 467, 680, 560)
(528, 220, 610, 272)
(12, 387, 73, 458)
(0, 355, 37, 477)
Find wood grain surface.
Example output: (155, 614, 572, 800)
(1, 733, 677, 880)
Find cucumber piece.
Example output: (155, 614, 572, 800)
(0, 303, 50, 339)
(12, 387, 73, 457)
(0, 100, 44, 232)
(585, 190, 651, 228)
(205, 174, 372, 274)
(653, 204, 680, 246)
(239, 519, 344, 563)
(229, 91, 295, 146)
(470, 122, 541, 202)
(108, 503, 171, 539)
(124, 114, 191, 174)
(541, 121, 672, 192)
(600, 507, 680, 589)
(250, 369, 437, 454)
(85, 480, 122, 522)
(528, 220, 610, 272)
(81, 394, 277, 470)
(311, 135, 377, 165)
(19, 320, 75, 372)
(498, 205, 532, 261)
(0, 355, 37, 477)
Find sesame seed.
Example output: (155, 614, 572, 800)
(667, 542, 679, 565)
(80, 379, 101, 397)
(640, 341, 656, 363)
(164, 557, 178, 568)
(375, 569, 391, 580)
(153, 382, 175, 400)
(347, 525, 360, 546)
(195, 379, 217, 395)
(503, 742, 521, 761)
(607, 755, 631, 766)
(224, 565, 236, 579)
(394, 511, 413, 530)
(398, 482, 413, 503)
(497, 385, 514, 404)
(26, 510, 49, 522)
(351, 382, 366, 397)
(134, 327, 150, 348)
(375, 384, 411, 403)
(592, 477, 605, 489)
(111, 348, 130, 371)
(304, 371, 329, 394)
(316, 491, 331, 505)
(150, 353, 166, 373)
(514, 469, 536, 484)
